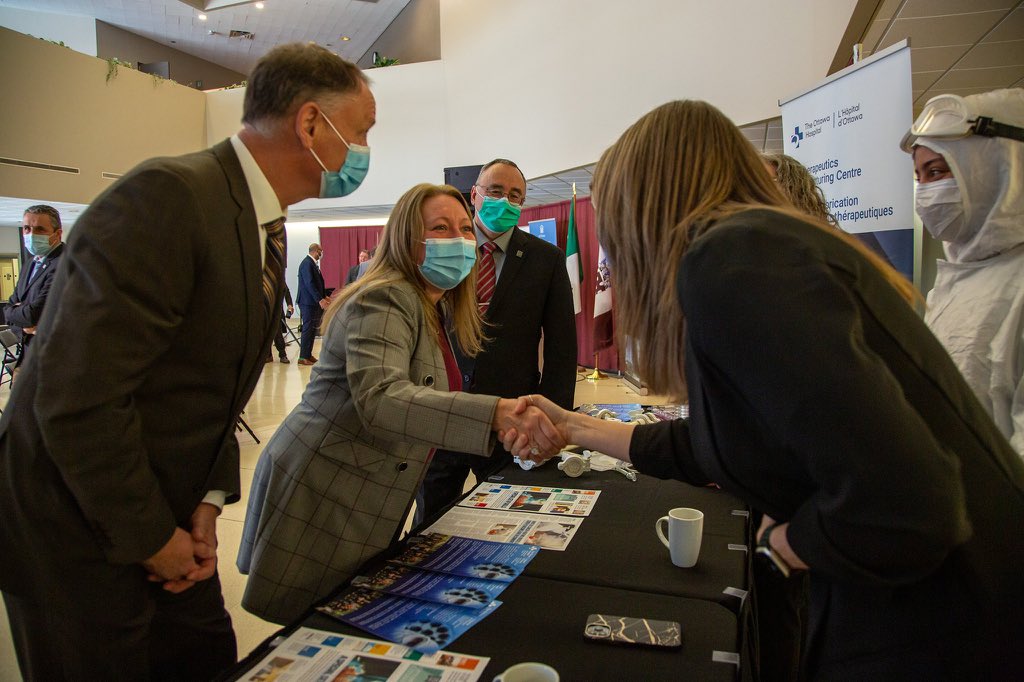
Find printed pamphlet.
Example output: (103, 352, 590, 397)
(240, 626, 488, 681)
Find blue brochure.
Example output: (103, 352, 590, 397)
(353, 564, 509, 609)
(387, 533, 540, 582)
(318, 588, 501, 654)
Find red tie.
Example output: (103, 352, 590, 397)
(476, 241, 497, 313)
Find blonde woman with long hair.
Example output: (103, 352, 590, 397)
(505, 101, 1024, 679)
(763, 152, 837, 226)
(238, 183, 562, 624)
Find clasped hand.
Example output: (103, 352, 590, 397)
(498, 395, 571, 464)
(494, 396, 566, 462)
(141, 502, 220, 593)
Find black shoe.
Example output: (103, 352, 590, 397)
(279, 356, 290, 364)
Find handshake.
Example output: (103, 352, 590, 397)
(492, 394, 572, 464)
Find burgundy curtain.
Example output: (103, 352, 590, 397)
(318, 225, 384, 291)
(519, 197, 619, 372)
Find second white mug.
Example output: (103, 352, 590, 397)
(655, 507, 704, 568)
(493, 662, 560, 682)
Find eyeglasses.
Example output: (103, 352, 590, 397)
(901, 93, 1024, 151)
(476, 184, 525, 206)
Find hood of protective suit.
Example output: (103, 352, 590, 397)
(913, 88, 1024, 263)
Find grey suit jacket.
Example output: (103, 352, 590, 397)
(0, 140, 283, 617)
(238, 278, 499, 624)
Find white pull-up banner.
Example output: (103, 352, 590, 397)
(780, 40, 914, 279)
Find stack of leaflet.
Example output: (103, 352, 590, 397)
(317, 534, 538, 654)
(577, 403, 689, 422)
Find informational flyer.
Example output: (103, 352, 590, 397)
(352, 565, 510, 609)
(577, 403, 688, 422)
(318, 588, 501, 654)
(388, 533, 539, 581)
(459, 483, 600, 516)
(426, 508, 585, 552)
(578, 403, 642, 421)
(240, 626, 489, 682)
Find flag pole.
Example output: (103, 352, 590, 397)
(587, 351, 607, 381)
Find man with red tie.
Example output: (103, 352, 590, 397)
(414, 158, 577, 525)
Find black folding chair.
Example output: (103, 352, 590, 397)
(0, 328, 21, 389)
(236, 412, 260, 444)
(281, 317, 300, 347)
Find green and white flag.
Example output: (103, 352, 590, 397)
(565, 183, 582, 315)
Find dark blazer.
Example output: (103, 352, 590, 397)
(630, 209, 1024, 680)
(457, 228, 577, 409)
(0, 140, 284, 618)
(345, 263, 360, 285)
(297, 254, 325, 306)
(2, 242, 65, 349)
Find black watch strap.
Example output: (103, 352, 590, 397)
(756, 521, 792, 578)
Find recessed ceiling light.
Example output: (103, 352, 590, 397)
(255, 2, 265, 8)
(341, 36, 350, 41)
(198, 13, 207, 21)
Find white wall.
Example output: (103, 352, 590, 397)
(440, 0, 858, 177)
(0, 227, 20, 255)
(0, 7, 97, 56)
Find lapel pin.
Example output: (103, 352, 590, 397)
(516, 250, 523, 258)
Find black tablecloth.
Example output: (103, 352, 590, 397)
(252, 577, 741, 682)
(480, 461, 751, 610)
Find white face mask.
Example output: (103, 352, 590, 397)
(915, 177, 967, 241)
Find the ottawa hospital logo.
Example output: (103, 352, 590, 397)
(791, 126, 804, 148)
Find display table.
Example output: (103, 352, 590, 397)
(222, 461, 752, 681)
(486, 461, 751, 611)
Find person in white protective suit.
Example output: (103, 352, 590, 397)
(901, 88, 1024, 459)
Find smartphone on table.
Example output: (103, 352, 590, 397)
(584, 613, 682, 649)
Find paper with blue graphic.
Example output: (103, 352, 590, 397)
(318, 588, 501, 654)
(238, 626, 489, 681)
(387, 533, 539, 581)
(352, 564, 509, 609)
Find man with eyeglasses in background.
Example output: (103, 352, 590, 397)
(414, 158, 577, 525)
(3, 205, 64, 369)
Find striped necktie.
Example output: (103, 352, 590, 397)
(262, 217, 286, 321)
(476, 241, 497, 313)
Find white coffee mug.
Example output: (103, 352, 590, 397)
(493, 662, 560, 682)
(655, 507, 704, 568)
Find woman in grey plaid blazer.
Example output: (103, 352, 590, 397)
(237, 184, 562, 624)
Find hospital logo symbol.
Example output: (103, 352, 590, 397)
(791, 126, 804, 148)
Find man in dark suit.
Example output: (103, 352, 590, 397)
(297, 242, 328, 365)
(0, 43, 376, 681)
(415, 158, 577, 524)
(2, 205, 65, 366)
(344, 248, 370, 285)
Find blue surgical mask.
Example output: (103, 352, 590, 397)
(24, 233, 55, 257)
(419, 238, 476, 290)
(309, 110, 370, 198)
(477, 196, 521, 233)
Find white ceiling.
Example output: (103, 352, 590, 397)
(0, 0, 409, 75)
(2, 0, 1022, 229)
